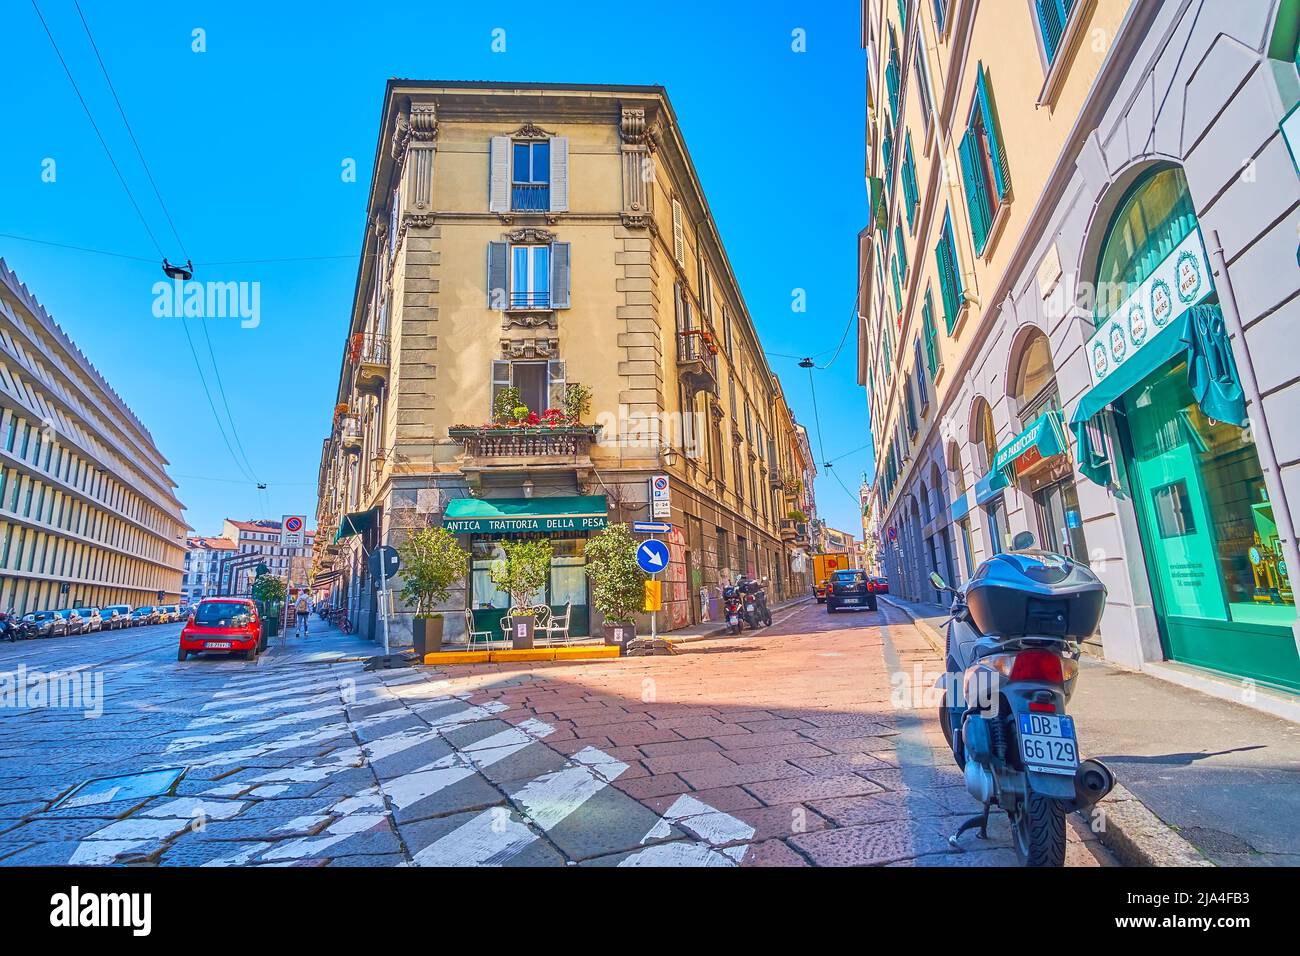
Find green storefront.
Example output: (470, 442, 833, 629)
(1070, 166, 1299, 691)
(443, 495, 608, 638)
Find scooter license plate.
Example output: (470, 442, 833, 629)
(728, 615, 739, 626)
(1017, 713, 1079, 775)
(205, 641, 232, 649)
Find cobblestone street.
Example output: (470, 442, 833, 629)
(0, 606, 1113, 866)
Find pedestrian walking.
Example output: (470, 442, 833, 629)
(296, 592, 311, 638)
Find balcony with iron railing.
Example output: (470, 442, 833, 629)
(677, 329, 720, 396)
(339, 415, 363, 452)
(512, 183, 550, 212)
(448, 424, 601, 481)
(348, 332, 390, 396)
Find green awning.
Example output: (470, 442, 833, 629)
(442, 495, 608, 534)
(1069, 304, 1246, 485)
(992, 409, 1069, 478)
(335, 506, 379, 543)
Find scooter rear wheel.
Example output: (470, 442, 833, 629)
(1011, 791, 1067, 867)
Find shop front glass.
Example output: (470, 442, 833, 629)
(470, 537, 591, 636)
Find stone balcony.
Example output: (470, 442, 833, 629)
(448, 425, 601, 485)
(677, 330, 719, 396)
(349, 333, 390, 397)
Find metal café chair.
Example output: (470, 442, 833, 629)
(464, 608, 495, 649)
(537, 601, 572, 645)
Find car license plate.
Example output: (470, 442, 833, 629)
(842, 597, 859, 605)
(1017, 713, 1078, 775)
(205, 641, 231, 649)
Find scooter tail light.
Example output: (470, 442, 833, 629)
(1009, 650, 1064, 684)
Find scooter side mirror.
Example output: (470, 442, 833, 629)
(1011, 530, 1038, 551)
(929, 571, 950, 592)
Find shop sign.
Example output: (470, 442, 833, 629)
(1086, 229, 1213, 388)
(443, 515, 607, 534)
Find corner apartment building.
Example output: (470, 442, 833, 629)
(219, 518, 315, 596)
(859, 0, 1300, 694)
(0, 261, 186, 613)
(182, 535, 236, 603)
(313, 81, 814, 644)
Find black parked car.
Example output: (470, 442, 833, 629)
(23, 610, 69, 638)
(130, 606, 159, 626)
(826, 569, 877, 613)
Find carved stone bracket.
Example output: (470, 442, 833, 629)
(500, 337, 559, 359)
(502, 312, 557, 331)
(620, 213, 658, 234)
(409, 102, 438, 142)
(620, 108, 648, 144)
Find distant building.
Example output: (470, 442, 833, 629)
(219, 519, 316, 596)
(0, 261, 185, 614)
(182, 536, 236, 603)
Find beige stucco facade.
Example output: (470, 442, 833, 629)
(315, 81, 815, 643)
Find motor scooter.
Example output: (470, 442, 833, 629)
(932, 531, 1116, 866)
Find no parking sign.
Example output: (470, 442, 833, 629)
(281, 515, 305, 548)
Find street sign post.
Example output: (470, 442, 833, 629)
(281, 515, 306, 549)
(649, 475, 671, 519)
(632, 521, 672, 535)
(368, 546, 401, 655)
(636, 538, 670, 640)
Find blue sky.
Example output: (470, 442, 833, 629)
(2, 0, 872, 537)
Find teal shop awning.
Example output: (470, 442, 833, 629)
(1069, 304, 1246, 486)
(335, 506, 379, 543)
(974, 468, 1009, 505)
(991, 409, 1070, 478)
(442, 495, 608, 534)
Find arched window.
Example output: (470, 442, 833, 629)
(1010, 330, 1058, 425)
(1095, 165, 1197, 324)
(972, 399, 998, 473)
(948, 443, 967, 498)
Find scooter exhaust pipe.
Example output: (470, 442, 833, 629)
(1073, 758, 1115, 807)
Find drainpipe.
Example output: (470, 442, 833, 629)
(1209, 230, 1300, 659)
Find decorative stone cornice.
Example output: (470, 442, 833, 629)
(502, 312, 557, 330)
(510, 122, 554, 139)
(390, 113, 412, 164)
(620, 213, 658, 234)
(500, 337, 558, 359)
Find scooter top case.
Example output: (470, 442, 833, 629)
(963, 550, 1105, 641)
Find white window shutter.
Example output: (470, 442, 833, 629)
(489, 136, 509, 212)
(549, 137, 569, 212)
(547, 360, 567, 409)
(550, 242, 571, 309)
(486, 242, 508, 309)
(491, 360, 511, 417)
(672, 199, 685, 265)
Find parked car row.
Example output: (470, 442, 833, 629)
(7, 604, 188, 639)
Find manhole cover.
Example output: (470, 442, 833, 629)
(52, 767, 186, 809)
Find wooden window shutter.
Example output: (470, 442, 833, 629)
(976, 65, 1011, 202)
(672, 198, 685, 265)
(958, 131, 991, 254)
(549, 136, 569, 212)
(547, 360, 567, 409)
(550, 242, 571, 308)
(488, 136, 510, 213)
(486, 242, 508, 309)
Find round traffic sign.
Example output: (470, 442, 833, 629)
(636, 539, 670, 574)
(368, 545, 401, 581)
(285, 516, 304, 533)
(652, 476, 669, 491)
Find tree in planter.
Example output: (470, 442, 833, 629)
(398, 526, 470, 653)
(251, 573, 286, 604)
(489, 538, 553, 616)
(583, 524, 646, 626)
(563, 382, 592, 425)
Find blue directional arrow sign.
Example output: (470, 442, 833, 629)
(632, 521, 672, 534)
(636, 538, 671, 575)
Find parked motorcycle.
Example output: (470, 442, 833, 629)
(0, 610, 35, 642)
(931, 531, 1116, 866)
(738, 577, 772, 628)
(722, 586, 745, 635)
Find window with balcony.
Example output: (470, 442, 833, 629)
(487, 241, 571, 310)
(491, 359, 566, 417)
(512, 140, 550, 211)
(511, 245, 550, 308)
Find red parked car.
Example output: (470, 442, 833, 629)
(178, 598, 265, 662)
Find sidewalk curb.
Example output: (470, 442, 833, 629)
(668, 597, 814, 645)
(879, 596, 1213, 868)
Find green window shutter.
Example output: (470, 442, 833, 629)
(902, 136, 919, 230)
(935, 210, 963, 332)
(895, 223, 908, 281)
(1035, 0, 1072, 64)
(883, 119, 895, 184)
(976, 64, 1011, 201)
(897, 0, 908, 33)
(923, 292, 938, 377)
(891, 255, 903, 311)
(958, 131, 991, 254)
(886, 32, 901, 120)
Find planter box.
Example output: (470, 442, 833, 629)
(602, 621, 636, 654)
(413, 616, 445, 657)
(509, 617, 535, 650)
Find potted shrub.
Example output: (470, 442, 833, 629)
(251, 573, 286, 638)
(398, 526, 470, 656)
(583, 524, 646, 651)
(489, 539, 553, 649)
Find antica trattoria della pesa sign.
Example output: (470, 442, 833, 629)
(1085, 228, 1214, 388)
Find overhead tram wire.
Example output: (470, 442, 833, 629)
(68, 1, 267, 491)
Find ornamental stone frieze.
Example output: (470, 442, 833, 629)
(502, 312, 557, 331)
(499, 337, 559, 359)
(505, 226, 556, 244)
(510, 122, 555, 140)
